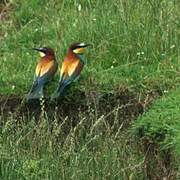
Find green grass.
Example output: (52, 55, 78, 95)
(0, 0, 179, 95)
(0, 109, 145, 179)
(133, 88, 180, 153)
(0, 0, 180, 179)
(132, 88, 180, 178)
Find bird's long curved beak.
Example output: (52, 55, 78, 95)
(32, 48, 42, 51)
(32, 47, 46, 57)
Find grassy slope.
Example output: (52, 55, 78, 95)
(0, 0, 179, 179)
(132, 88, 180, 175)
(133, 88, 180, 151)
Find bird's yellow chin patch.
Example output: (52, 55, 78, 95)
(39, 52, 46, 57)
(73, 47, 85, 54)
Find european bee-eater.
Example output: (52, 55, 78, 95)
(51, 42, 91, 99)
(27, 47, 58, 100)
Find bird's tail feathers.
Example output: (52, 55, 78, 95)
(26, 85, 44, 100)
(51, 83, 67, 100)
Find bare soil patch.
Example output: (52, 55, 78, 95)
(0, 89, 160, 127)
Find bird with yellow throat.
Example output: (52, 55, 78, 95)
(51, 42, 91, 99)
(27, 47, 58, 100)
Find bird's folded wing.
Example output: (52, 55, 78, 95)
(60, 59, 79, 76)
(36, 60, 55, 77)
(60, 59, 84, 84)
(68, 60, 81, 76)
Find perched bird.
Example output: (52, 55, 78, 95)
(27, 47, 58, 100)
(51, 42, 91, 99)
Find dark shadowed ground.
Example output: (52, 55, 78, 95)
(0, 89, 160, 128)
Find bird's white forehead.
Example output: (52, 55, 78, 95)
(79, 43, 85, 47)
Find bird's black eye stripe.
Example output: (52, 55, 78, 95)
(75, 46, 82, 49)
